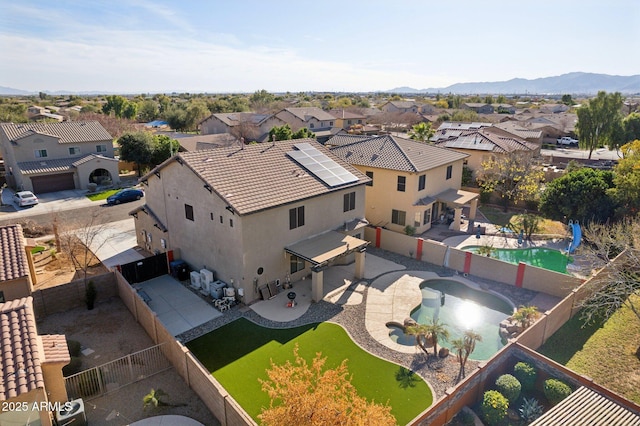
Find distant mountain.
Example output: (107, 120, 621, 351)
(389, 72, 640, 95)
(0, 86, 31, 95)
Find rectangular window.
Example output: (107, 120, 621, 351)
(446, 165, 453, 180)
(289, 206, 305, 229)
(343, 192, 356, 212)
(219, 215, 223, 223)
(185, 204, 194, 221)
(230, 219, 234, 227)
(414, 212, 421, 228)
(329, 121, 333, 126)
(397, 176, 406, 192)
(290, 255, 305, 274)
(418, 174, 426, 191)
(310, 123, 315, 129)
(210, 212, 214, 220)
(423, 208, 431, 225)
(391, 209, 406, 226)
(68, 147, 81, 155)
(35, 149, 47, 158)
(96, 145, 107, 153)
(365, 171, 373, 187)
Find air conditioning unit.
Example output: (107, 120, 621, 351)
(56, 398, 87, 426)
(200, 280, 211, 297)
(200, 269, 214, 286)
(190, 271, 201, 289)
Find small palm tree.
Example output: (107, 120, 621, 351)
(463, 330, 482, 361)
(143, 388, 168, 410)
(405, 323, 431, 355)
(513, 305, 539, 329)
(425, 318, 450, 357)
(451, 337, 466, 381)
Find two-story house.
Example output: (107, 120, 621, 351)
(132, 139, 370, 304)
(378, 101, 420, 114)
(0, 121, 119, 193)
(199, 112, 285, 142)
(330, 134, 478, 234)
(328, 109, 367, 130)
(274, 107, 341, 143)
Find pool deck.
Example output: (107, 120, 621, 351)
(442, 233, 569, 251)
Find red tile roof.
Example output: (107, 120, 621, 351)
(0, 225, 29, 283)
(0, 297, 44, 400)
(40, 335, 70, 364)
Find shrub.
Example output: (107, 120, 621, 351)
(495, 374, 521, 404)
(519, 397, 544, 422)
(513, 361, 537, 391)
(85, 281, 97, 310)
(62, 356, 82, 377)
(479, 190, 492, 204)
(543, 378, 572, 405)
(481, 390, 508, 425)
(67, 340, 82, 357)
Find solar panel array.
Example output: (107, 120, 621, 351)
(443, 136, 494, 151)
(287, 142, 359, 187)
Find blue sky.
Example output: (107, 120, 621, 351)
(1, 0, 638, 93)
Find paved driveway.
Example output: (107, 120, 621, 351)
(0, 187, 95, 220)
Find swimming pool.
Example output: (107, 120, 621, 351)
(388, 279, 513, 360)
(461, 246, 571, 274)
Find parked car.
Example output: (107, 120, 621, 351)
(557, 136, 578, 146)
(106, 188, 144, 205)
(14, 190, 39, 207)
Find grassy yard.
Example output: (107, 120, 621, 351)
(187, 319, 432, 425)
(538, 296, 640, 404)
(85, 189, 120, 201)
(479, 206, 566, 235)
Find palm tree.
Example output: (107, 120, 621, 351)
(408, 122, 434, 143)
(513, 305, 539, 329)
(451, 337, 467, 381)
(463, 330, 482, 365)
(425, 318, 450, 357)
(405, 323, 431, 356)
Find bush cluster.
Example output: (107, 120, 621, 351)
(495, 374, 521, 403)
(543, 378, 572, 405)
(513, 361, 537, 391)
(481, 390, 508, 425)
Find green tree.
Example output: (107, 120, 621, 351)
(450, 109, 479, 122)
(496, 95, 507, 104)
(250, 89, 275, 111)
(623, 113, 640, 143)
(538, 167, 616, 223)
(477, 152, 544, 211)
(102, 95, 129, 118)
(407, 318, 449, 357)
(164, 106, 188, 131)
(610, 140, 640, 218)
(122, 102, 138, 120)
(118, 131, 154, 176)
(408, 122, 434, 142)
(138, 99, 159, 122)
(484, 95, 494, 104)
(292, 127, 316, 139)
(185, 99, 210, 131)
(576, 91, 624, 158)
(150, 134, 181, 165)
(269, 124, 294, 141)
(561, 94, 574, 106)
(452, 329, 482, 381)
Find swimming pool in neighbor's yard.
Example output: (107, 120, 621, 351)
(461, 246, 571, 274)
(388, 279, 514, 360)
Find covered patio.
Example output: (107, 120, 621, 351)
(285, 231, 369, 302)
(434, 188, 479, 232)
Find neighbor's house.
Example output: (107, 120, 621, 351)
(328, 109, 367, 130)
(329, 134, 478, 234)
(433, 127, 540, 179)
(275, 107, 340, 143)
(199, 112, 285, 142)
(462, 103, 495, 114)
(132, 139, 370, 304)
(0, 225, 35, 302)
(0, 297, 70, 426)
(173, 133, 239, 152)
(378, 101, 420, 114)
(0, 121, 119, 193)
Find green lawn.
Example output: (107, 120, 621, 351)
(85, 189, 120, 201)
(187, 319, 432, 425)
(538, 298, 640, 404)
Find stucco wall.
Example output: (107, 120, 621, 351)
(0, 277, 32, 302)
(11, 133, 114, 163)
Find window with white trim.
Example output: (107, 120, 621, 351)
(35, 149, 47, 158)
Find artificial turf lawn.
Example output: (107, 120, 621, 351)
(187, 318, 433, 424)
(86, 189, 119, 201)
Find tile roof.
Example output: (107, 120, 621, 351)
(71, 153, 117, 167)
(176, 133, 239, 151)
(18, 157, 76, 175)
(201, 112, 272, 127)
(0, 297, 44, 400)
(330, 134, 468, 173)
(434, 128, 538, 154)
(327, 109, 366, 119)
(326, 134, 375, 147)
(40, 335, 71, 364)
(0, 225, 29, 282)
(279, 107, 336, 122)
(0, 121, 113, 144)
(530, 386, 640, 426)
(149, 139, 368, 216)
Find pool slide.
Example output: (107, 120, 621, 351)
(567, 220, 581, 254)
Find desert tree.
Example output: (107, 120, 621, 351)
(477, 151, 544, 211)
(578, 218, 640, 357)
(118, 131, 154, 176)
(576, 91, 624, 158)
(258, 345, 395, 426)
(610, 140, 640, 218)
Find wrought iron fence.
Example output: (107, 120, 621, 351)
(65, 344, 170, 400)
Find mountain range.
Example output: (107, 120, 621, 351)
(388, 72, 640, 95)
(2, 72, 639, 96)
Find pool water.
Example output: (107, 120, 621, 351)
(462, 246, 571, 274)
(389, 279, 513, 360)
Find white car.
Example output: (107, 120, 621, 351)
(557, 136, 578, 146)
(14, 190, 39, 207)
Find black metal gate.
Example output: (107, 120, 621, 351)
(119, 252, 168, 284)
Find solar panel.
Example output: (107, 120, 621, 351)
(288, 143, 359, 187)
